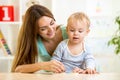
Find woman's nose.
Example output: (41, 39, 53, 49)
(48, 26, 54, 32)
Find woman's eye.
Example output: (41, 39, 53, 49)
(50, 21, 55, 25)
(70, 30, 75, 32)
(40, 28, 46, 31)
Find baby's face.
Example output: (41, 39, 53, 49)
(67, 20, 89, 44)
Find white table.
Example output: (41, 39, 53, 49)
(0, 73, 120, 80)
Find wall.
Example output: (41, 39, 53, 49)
(0, 0, 120, 72)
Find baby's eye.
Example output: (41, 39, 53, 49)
(79, 31, 83, 33)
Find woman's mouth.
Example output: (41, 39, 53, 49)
(47, 32, 55, 37)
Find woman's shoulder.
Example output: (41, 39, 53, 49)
(57, 25, 68, 39)
(59, 25, 66, 30)
(56, 25, 66, 31)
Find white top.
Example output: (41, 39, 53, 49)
(51, 39, 95, 73)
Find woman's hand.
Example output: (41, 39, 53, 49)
(14, 60, 65, 73)
(40, 60, 65, 73)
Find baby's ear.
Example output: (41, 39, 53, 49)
(86, 29, 90, 36)
(87, 29, 90, 33)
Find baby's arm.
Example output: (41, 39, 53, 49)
(84, 53, 98, 74)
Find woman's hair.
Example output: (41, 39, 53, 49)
(67, 12, 90, 27)
(11, 4, 55, 72)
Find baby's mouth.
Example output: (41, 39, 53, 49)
(73, 37, 79, 39)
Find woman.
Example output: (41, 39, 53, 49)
(11, 4, 68, 73)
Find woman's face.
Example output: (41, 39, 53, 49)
(38, 16, 57, 40)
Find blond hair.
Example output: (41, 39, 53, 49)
(67, 12, 90, 28)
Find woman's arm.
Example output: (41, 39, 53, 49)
(15, 63, 41, 73)
(15, 60, 65, 73)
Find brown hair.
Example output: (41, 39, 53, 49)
(11, 4, 55, 72)
(67, 12, 90, 28)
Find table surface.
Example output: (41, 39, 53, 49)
(0, 72, 120, 80)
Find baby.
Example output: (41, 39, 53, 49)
(51, 12, 96, 74)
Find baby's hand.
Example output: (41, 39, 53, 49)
(82, 68, 98, 74)
(72, 67, 84, 73)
